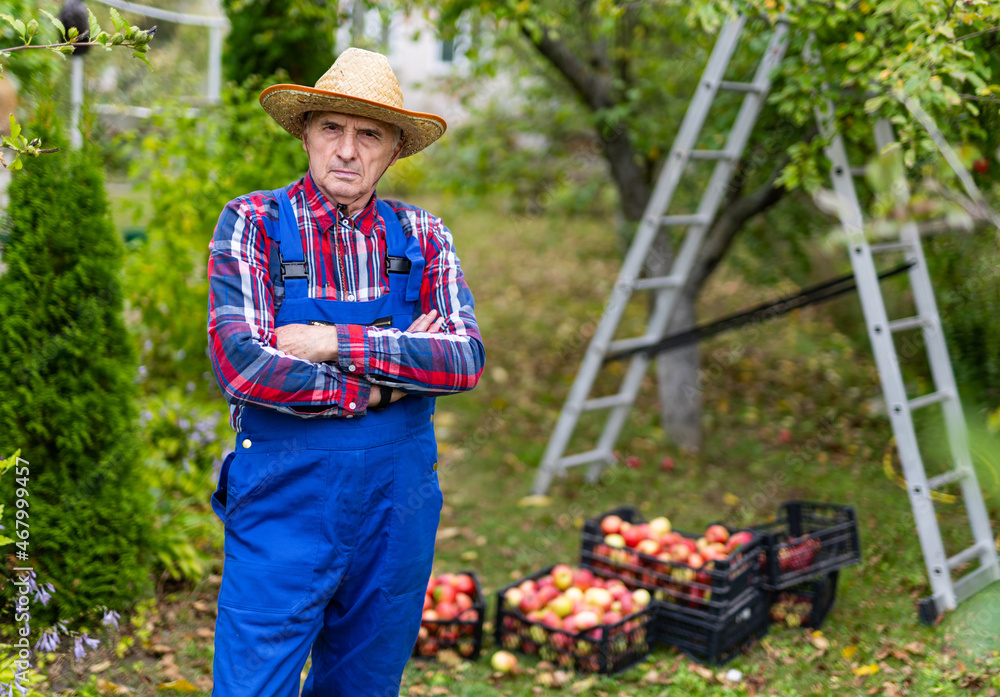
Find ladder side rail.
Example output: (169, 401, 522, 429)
(584, 20, 793, 481)
(873, 122, 1000, 585)
(531, 18, 748, 495)
(817, 103, 957, 610)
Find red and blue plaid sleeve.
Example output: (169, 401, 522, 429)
(208, 192, 371, 417)
(335, 202, 485, 395)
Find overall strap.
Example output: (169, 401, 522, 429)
(375, 199, 424, 302)
(270, 187, 309, 300)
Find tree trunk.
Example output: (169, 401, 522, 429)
(655, 287, 702, 450)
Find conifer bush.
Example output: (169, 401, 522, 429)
(0, 129, 152, 621)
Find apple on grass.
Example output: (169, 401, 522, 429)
(491, 650, 518, 673)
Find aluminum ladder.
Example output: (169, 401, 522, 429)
(817, 109, 1000, 622)
(531, 16, 790, 495)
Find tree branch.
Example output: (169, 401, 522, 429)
(521, 23, 613, 110)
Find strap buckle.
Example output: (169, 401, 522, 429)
(386, 255, 412, 274)
(281, 261, 308, 280)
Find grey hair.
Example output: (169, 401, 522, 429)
(302, 111, 403, 149)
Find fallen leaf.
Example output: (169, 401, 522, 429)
(904, 641, 925, 655)
(195, 627, 214, 639)
(436, 527, 461, 541)
(89, 660, 112, 673)
(156, 680, 198, 692)
(552, 670, 572, 688)
(96, 679, 132, 695)
(435, 649, 461, 667)
(460, 550, 478, 561)
(853, 663, 880, 677)
(810, 634, 830, 651)
(428, 688, 450, 696)
(192, 601, 211, 613)
(518, 495, 552, 508)
(842, 645, 858, 660)
(571, 675, 597, 693)
(689, 663, 716, 682)
(207, 574, 223, 586)
(882, 682, 902, 697)
(158, 654, 183, 682)
(148, 644, 174, 656)
(723, 492, 740, 506)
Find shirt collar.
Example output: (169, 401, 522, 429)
(302, 172, 380, 238)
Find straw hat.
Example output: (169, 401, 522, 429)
(260, 48, 447, 158)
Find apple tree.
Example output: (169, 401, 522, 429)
(414, 0, 1000, 450)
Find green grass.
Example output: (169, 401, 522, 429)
(19, 193, 1000, 695)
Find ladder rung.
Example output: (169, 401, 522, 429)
(719, 80, 763, 93)
(927, 468, 969, 491)
(888, 315, 933, 333)
(870, 241, 913, 254)
(581, 394, 632, 412)
(608, 336, 655, 354)
(909, 390, 951, 411)
(953, 563, 1000, 603)
(850, 167, 867, 177)
(948, 543, 987, 571)
(558, 449, 612, 469)
(634, 275, 683, 290)
(690, 149, 735, 161)
(661, 214, 711, 226)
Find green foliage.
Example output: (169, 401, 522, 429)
(126, 79, 308, 390)
(222, 0, 336, 86)
(927, 232, 1000, 410)
(138, 389, 226, 581)
(0, 121, 152, 621)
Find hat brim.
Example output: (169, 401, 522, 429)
(260, 85, 446, 158)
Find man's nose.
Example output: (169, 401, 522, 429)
(334, 132, 358, 160)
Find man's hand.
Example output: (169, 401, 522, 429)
(274, 324, 339, 364)
(407, 309, 446, 333)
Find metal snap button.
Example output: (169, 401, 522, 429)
(242, 438, 252, 449)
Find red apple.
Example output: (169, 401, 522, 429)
(688, 552, 705, 569)
(503, 588, 523, 610)
(455, 592, 473, 612)
(519, 590, 542, 614)
(725, 530, 754, 554)
(631, 588, 651, 608)
(602, 611, 623, 626)
(434, 583, 457, 604)
(551, 564, 574, 591)
(600, 515, 623, 535)
(705, 524, 730, 545)
(584, 587, 613, 611)
(573, 610, 600, 631)
(518, 579, 537, 595)
(778, 428, 793, 444)
(636, 538, 661, 556)
(572, 568, 595, 590)
(426, 576, 437, 596)
(452, 574, 476, 595)
(622, 526, 646, 549)
(604, 533, 626, 549)
(540, 611, 562, 629)
(422, 609, 439, 623)
(625, 455, 641, 469)
(670, 543, 691, 562)
(435, 602, 458, 621)
(660, 456, 675, 472)
(536, 585, 560, 607)
(974, 158, 990, 174)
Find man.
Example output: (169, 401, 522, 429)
(206, 48, 485, 697)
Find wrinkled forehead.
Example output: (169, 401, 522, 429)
(309, 111, 394, 133)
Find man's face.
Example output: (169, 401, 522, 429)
(302, 111, 403, 214)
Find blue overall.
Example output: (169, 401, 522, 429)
(211, 189, 442, 697)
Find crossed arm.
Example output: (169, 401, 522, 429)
(274, 310, 446, 406)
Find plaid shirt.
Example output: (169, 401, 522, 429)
(208, 173, 484, 429)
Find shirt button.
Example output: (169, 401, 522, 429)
(242, 438, 252, 449)
(348, 294, 356, 301)
(348, 402, 357, 410)
(348, 364, 356, 372)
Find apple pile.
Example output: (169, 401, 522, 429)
(415, 572, 482, 659)
(497, 565, 651, 672)
(589, 513, 756, 608)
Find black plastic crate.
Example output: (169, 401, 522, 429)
(769, 570, 839, 629)
(580, 506, 764, 617)
(412, 571, 486, 661)
(494, 565, 654, 674)
(654, 587, 770, 665)
(753, 501, 861, 590)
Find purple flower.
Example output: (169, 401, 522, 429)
(83, 632, 100, 649)
(103, 609, 120, 631)
(73, 636, 85, 660)
(33, 582, 54, 606)
(34, 629, 60, 653)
